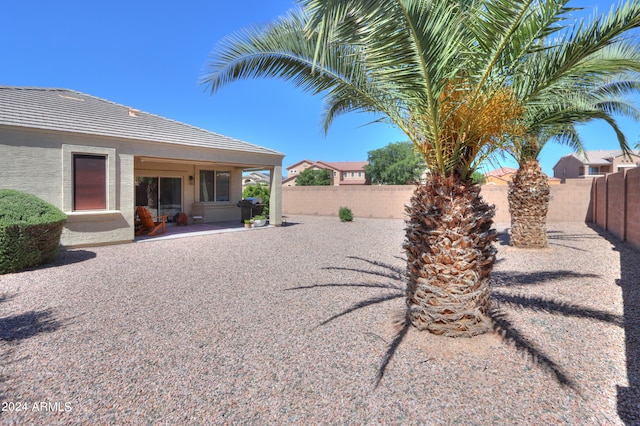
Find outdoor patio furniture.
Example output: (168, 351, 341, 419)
(191, 203, 205, 224)
(135, 206, 167, 236)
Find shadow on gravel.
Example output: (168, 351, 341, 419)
(40, 249, 97, 270)
(587, 224, 640, 425)
(9, 249, 97, 273)
(491, 270, 600, 287)
(0, 296, 67, 401)
(287, 255, 626, 393)
(497, 229, 593, 252)
(0, 309, 64, 342)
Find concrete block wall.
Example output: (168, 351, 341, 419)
(283, 180, 593, 224)
(591, 168, 640, 250)
(606, 172, 626, 239)
(626, 168, 640, 249)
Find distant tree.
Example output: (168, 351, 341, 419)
(296, 168, 331, 186)
(365, 141, 425, 185)
(242, 183, 270, 216)
(470, 171, 487, 185)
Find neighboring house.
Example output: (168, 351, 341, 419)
(0, 86, 284, 247)
(553, 150, 640, 182)
(243, 171, 270, 189)
(283, 160, 370, 186)
(484, 167, 518, 185)
(484, 167, 560, 185)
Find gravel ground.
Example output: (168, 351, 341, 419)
(0, 215, 638, 425)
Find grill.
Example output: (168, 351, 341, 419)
(236, 197, 264, 223)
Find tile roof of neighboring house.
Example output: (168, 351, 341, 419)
(575, 150, 619, 165)
(286, 159, 319, 170)
(317, 161, 368, 171)
(0, 86, 283, 156)
(243, 172, 270, 185)
(565, 150, 638, 165)
(484, 167, 518, 177)
(286, 159, 369, 172)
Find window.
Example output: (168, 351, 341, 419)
(216, 171, 230, 201)
(333, 171, 337, 177)
(73, 154, 106, 210)
(351, 172, 355, 177)
(199, 170, 230, 202)
(343, 172, 347, 178)
(589, 166, 599, 175)
(358, 172, 362, 177)
(62, 144, 116, 213)
(200, 171, 214, 201)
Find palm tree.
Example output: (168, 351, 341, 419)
(202, 0, 640, 337)
(504, 2, 640, 248)
(507, 77, 640, 248)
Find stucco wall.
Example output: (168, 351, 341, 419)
(282, 180, 592, 224)
(1, 126, 135, 247)
(553, 155, 585, 180)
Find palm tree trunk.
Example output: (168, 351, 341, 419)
(404, 175, 497, 337)
(508, 159, 550, 248)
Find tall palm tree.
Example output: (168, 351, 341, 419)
(202, 0, 640, 337)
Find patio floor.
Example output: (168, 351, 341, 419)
(135, 220, 272, 242)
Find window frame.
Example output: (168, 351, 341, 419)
(62, 144, 116, 212)
(73, 154, 107, 210)
(197, 168, 231, 203)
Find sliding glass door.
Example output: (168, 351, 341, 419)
(135, 176, 182, 222)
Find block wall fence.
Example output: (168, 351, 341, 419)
(592, 167, 640, 250)
(283, 171, 640, 248)
(283, 179, 595, 224)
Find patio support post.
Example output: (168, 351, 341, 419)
(269, 164, 283, 226)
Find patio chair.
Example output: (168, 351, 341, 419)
(191, 203, 205, 224)
(135, 206, 167, 236)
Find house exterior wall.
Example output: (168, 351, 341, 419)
(286, 160, 316, 178)
(282, 180, 592, 224)
(1, 126, 135, 247)
(337, 170, 368, 185)
(553, 155, 586, 180)
(612, 153, 640, 172)
(1, 125, 283, 246)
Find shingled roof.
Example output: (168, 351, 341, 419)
(0, 86, 282, 156)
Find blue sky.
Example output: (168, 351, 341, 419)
(2, 0, 638, 176)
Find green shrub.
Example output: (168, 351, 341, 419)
(242, 183, 270, 216)
(339, 206, 353, 222)
(0, 189, 66, 274)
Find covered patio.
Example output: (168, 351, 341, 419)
(134, 219, 273, 242)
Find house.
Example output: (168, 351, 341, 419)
(283, 160, 369, 186)
(484, 167, 518, 185)
(0, 86, 284, 247)
(242, 171, 270, 189)
(553, 150, 640, 182)
(484, 166, 561, 185)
